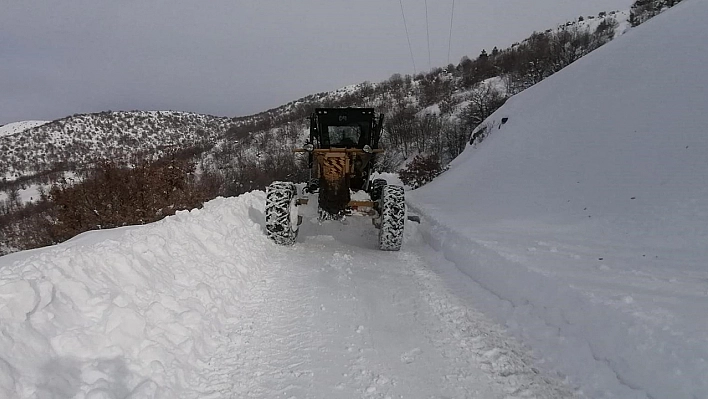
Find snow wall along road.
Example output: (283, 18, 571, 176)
(0, 193, 274, 398)
(410, 1, 708, 398)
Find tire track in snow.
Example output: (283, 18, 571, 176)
(397, 247, 575, 398)
(198, 203, 575, 398)
(198, 250, 320, 398)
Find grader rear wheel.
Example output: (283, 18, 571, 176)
(378, 185, 405, 251)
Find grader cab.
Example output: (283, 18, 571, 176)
(264, 108, 406, 251)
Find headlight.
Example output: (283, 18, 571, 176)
(304, 143, 314, 152)
(363, 145, 373, 153)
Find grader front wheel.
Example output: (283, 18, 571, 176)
(378, 185, 405, 251)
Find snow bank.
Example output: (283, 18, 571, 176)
(0, 192, 270, 398)
(411, 1, 708, 398)
(410, 211, 706, 399)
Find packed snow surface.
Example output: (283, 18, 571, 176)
(410, 1, 708, 398)
(0, 191, 575, 398)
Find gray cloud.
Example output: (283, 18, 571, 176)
(0, 0, 633, 125)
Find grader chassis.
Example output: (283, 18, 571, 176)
(265, 108, 405, 251)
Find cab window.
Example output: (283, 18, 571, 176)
(328, 125, 361, 147)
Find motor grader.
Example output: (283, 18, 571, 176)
(265, 108, 405, 251)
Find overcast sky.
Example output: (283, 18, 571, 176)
(0, 0, 633, 125)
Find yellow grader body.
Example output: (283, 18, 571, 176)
(266, 108, 406, 251)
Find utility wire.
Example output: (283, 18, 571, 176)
(425, 0, 431, 70)
(447, 0, 456, 65)
(398, 0, 417, 75)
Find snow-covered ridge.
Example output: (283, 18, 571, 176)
(0, 111, 233, 182)
(0, 121, 48, 138)
(554, 10, 630, 36)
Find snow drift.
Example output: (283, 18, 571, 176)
(410, 1, 708, 398)
(0, 193, 271, 398)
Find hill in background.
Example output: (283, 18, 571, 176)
(0, 2, 681, 255)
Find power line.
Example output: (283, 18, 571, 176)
(398, 0, 417, 75)
(425, 0, 431, 70)
(447, 0, 456, 65)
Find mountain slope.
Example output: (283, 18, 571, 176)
(410, 1, 708, 398)
(0, 121, 48, 138)
(0, 111, 232, 181)
(2, 8, 630, 187)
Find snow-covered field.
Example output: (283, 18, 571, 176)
(410, 1, 708, 398)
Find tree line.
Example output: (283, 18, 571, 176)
(630, 0, 683, 26)
(0, 151, 220, 254)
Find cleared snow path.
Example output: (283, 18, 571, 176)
(196, 196, 573, 398)
(0, 191, 573, 398)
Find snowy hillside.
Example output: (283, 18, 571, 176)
(0, 111, 232, 182)
(0, 121, 48, 138)
(410, 1, 708, 398)
(0, 8, 628, 191)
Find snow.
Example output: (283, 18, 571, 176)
(0, 190, 574, 398)
(371, 172, 402, 187)
(0, 185, 44, 204)
(0, 121, 48, 138)
(349, 189, 372, 201)
(0, 194, 271, 398)
(0, 111, 231, 183)
(409, 1, 708, 398)
(563, 10, 631, 38)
